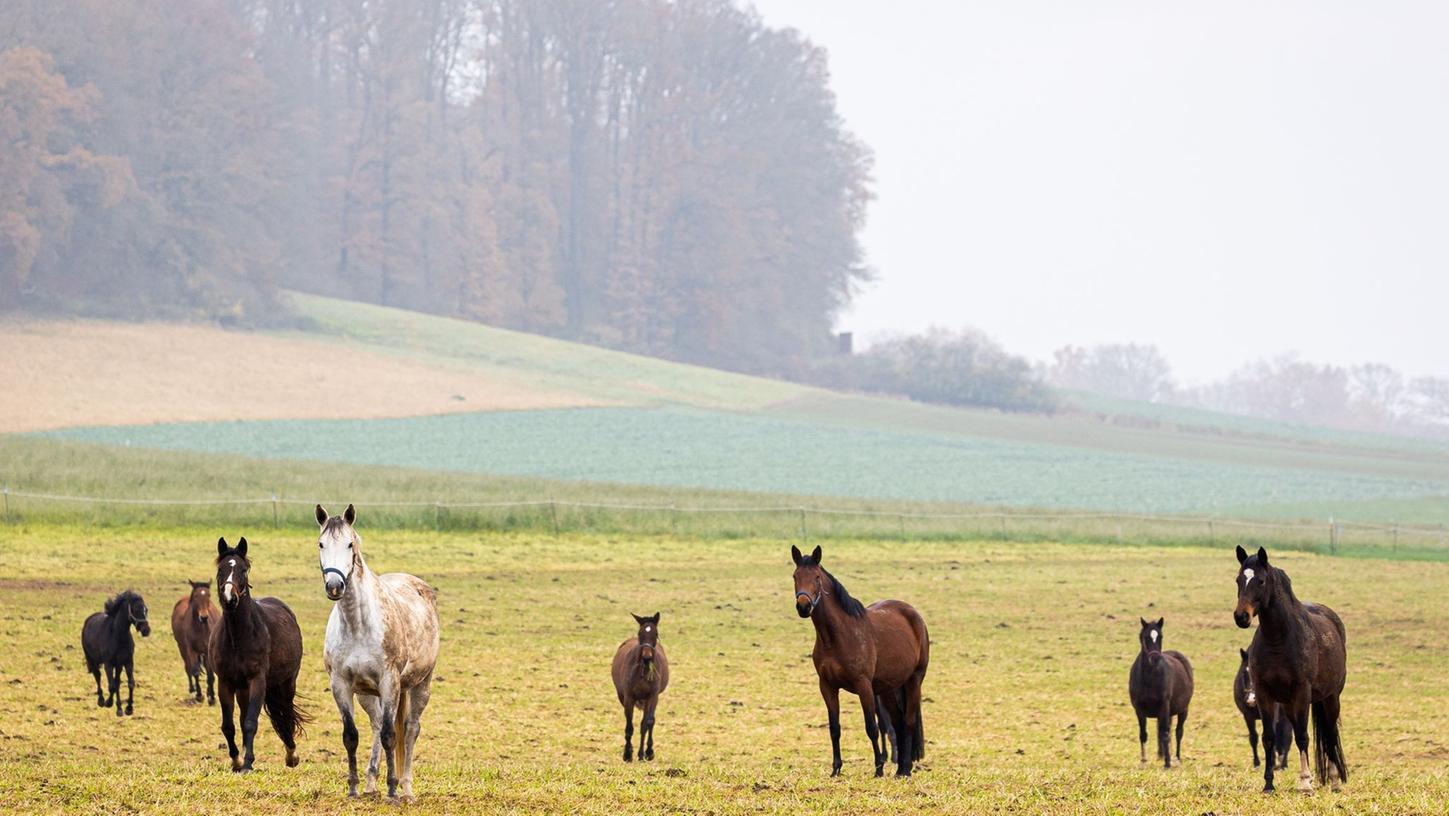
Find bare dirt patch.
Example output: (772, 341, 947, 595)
(0, 320, 599, 432)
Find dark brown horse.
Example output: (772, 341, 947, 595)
(611, 612, 669, 762)
(211, 537, 308, 772)
(1234, 545, 1347, 793)
(791, 545, 929, 777)
(1235, 647, 1290, 769)
(1128, 617, 1193, 768)
(81, 590, 151, 716)
(171, 580, 219, 705)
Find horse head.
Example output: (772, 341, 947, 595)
(216, 537, 253, 611)
(1234, 545, 1272, 628)
(1238, 647, 1257, 707)
(187, 580, 213, 625)
(107, 590, 151, 637)
(631, 612, 661, 667)
(791, 544, 826, 618)
(1138, 616, 1164, 658)
(316, 503, 360, 601)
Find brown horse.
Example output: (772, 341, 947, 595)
(211, 536, 309, 773)
(1234, 545, 1347, 793)
(791, 545, 928, 777)
(1128, 617, 1193, 768)
(171, 580, 219, 704)
(611, 612, 669, 762)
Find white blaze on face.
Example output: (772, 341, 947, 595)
(1149, 629, 1158, 643)
(1243, 568, 1255, 584)
(222, 558, 237, 602)
(644, 626, 652, 633)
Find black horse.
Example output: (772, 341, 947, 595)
(1235, 545, 1347, 793)
(1128, 617, 1193, 768)
(211, 537, 308, 772)
(81, 590, 151, 716)
(1234, 647, 1290, 769)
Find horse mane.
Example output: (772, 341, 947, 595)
(1269, 564, 1299, 608)
(821, 568, 867, 618)
(104, 590, 137, 616)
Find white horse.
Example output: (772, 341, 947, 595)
(317, 504, 440, 801)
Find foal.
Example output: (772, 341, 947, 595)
(318, 504, 440, 801)
(211, 537, 307, 772)
(792, 545, 929, 777)
(1235, 545, 1347, 793)
(1234, 647, 1289, 769)
(171, 580, 219, 704)
(1128, 617, 1193, 768)
(81, 590, 151, 716)
(611, 612, 669, 762)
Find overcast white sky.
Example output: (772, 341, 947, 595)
(749, 0, 1449, 384)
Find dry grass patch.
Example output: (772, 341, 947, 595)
(0, 320, 598, 432)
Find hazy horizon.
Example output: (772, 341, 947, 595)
(752, 0, 1449, 384)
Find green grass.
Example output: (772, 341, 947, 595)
(35, 407, 1449, 520)
(1, 524, 1446, 814)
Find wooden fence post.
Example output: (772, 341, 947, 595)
(271, 493, 278, 528)
(550, 501, 560, 537)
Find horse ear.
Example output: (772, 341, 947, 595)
(237, 537, 248, 558)
(652, 612, 661, 622)
(631, 613, 645, 625)
(1256, 546, 1268, 566)
(315, 504, 328, 526)
(344, 504, 356, 525)
(217, 537, 228, 557)
(791, 545, 802, 565)
(1236, 544, 1248, 565)
(810, 545, 822, 563)
(1139, 617, 1148, 627)
(1156, 617, 1164, 628)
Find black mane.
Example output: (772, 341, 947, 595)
(822, 568, 867, 618)
(104, 590, 139, 616)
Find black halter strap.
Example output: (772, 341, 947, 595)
(321, 566, 349, 586)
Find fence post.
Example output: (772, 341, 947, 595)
(1327, 518, 1335, 555)
(2, 484, 8, 523)
(999, 514, 1007, 540)
(1115, 514, 1123, 545)
(798, 507, 808, 543)
(271, 492, 279, 528)
(1207, 519, 1214, 544)
(898, 513, 906, 542)
(1392, 521, 1398, 552)
(550, 501, 560, 538)
(670, 504, 678, 537)
(434, 502, 442, 531)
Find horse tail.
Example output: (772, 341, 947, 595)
(1311, 698, 1345, 785)
(265, 683, 311, 740)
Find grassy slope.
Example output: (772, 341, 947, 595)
(1, 525, 1445, 814)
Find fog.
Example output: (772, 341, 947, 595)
(752, 0, 1449, 383)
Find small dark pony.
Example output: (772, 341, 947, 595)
(211, 537, 309, 772)
(172, 579, 219, 704)
(1235, 545, 1347, 793)
(791, 545, 929, 777)
(81, 590, 151, 716)
(611, 612, 669, 762)
(1235, 647, 1290, 770)
(1128, 617, 1193, 768)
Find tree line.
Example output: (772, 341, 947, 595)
(0, 0, 872, 375)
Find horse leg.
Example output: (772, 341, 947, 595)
(1136, 712, 1147, 764)
(358, 694, 384, 795)
(854, 682, 884, 777)
(1289, 699, 1312, 792)
(91, 665, 105, 707)
(332, 676, 361, 796)
(819, 679, 843, 777)
(398, 678, 432, 801)
(1174, 709, 1187, 763)
(1156, 710, 1171, 769)
(108, 663, 122, 717)
(219, 679, 241, 771)
(204, 654, 216, 706)
(1245, 714, 1260, 767)
(622, 699, 635, 762)
(124, 659, 135, 715)
(239, 676, 265, 772)
(642, 693, 658, 762)
(376, 676, 402, 799)
(899, 674, 923, 777)
(1261, 705, 1276, 792)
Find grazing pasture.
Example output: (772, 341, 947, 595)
(2, 525, 1447, 814)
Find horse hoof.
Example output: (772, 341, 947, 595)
(233, 767, 252, 775)
(286, 755, 299, 768)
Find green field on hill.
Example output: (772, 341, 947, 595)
(1, 524, 1446, 814)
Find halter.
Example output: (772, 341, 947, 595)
(321, 566, 349, 589)
(128, 603, 149, 628)
(796, 577, 824, 613)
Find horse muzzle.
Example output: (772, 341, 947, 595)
(321, 566, 348, 600)
(137, 622, 151, 637)
(1234, 608, 1252, 628)
(796, 592, 815, 618)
